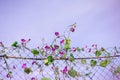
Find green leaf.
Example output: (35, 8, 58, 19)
(100, 59, 110, 67)
(77, 47, 80, 52)
(90, 60, 97, 67)
(12, 41, 18, 47)
(44, 56, 54, 66)
(68, 68, 78, 77)
(64, 44, 70, 50)
(69, 54, 74, 62)
(44, 59, 49, 65)
(106, 53, 110, 57)
(41, 78, 51, 80)
(101, 47, 106, 52)
(114, 66, 120, 75)
(117, 66, 120, 72)
(81, 59, 86, 64)
(47, 56, 53, 63)
(61, 53, 67, 58)
(64, 39, 71, 51)
(32, 49, 39, 56)
(95, 50, 102, 57)
(65, 39, 71, 45)
(55, 76, 59, 80)
(114, 70, 118, 75)
(24, 68, 32, 74)
(8, 71, 12, 75)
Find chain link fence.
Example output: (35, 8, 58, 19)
(0, 44, 120, 80)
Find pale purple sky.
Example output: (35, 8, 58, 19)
(0, 0, 120, 47)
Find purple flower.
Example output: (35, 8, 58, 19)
(22, 63, 26, 68)
(55, 32, 59, 36)
(61, 66, 68, 74)
(32, 61, 36, 65)
(13, 65, 16, 69)
(0, 42, 4, 47)
(92, 44, 97, 48)
(72, 47, 76, 52)
(45, 45, 50, 51)
(60, 51, 64, 55)
(92, 44, 95, 47)
(31, 77, 36, 80)
(70, 24, 76, 32)
(21, 39, 26, 43)
(54, 45, 59, 49)
(88, 48, 91, 53)
(27, 38, 31, 42)
(0, 42, 3, 45)
(70, 27, 75, 32)
(6, 74, 10, 78)
(60, 39, 64, 44)
(52, 48, 56, 52)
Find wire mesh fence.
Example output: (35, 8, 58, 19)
(0, 25, 120, 80)
(0, 44, 120, 80)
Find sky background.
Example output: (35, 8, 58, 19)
(0, 0, 120, 48)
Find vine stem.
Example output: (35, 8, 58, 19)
(0, 55, 120, 60)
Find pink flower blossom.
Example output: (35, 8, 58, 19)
(61, 66, 68, 74)
(60, 51, 64, 55)
(21, 39, 26, 43)
(31, 77, 36, 80)
(54, 45, 59, 49)
(27, 38, 31, 42)
(60, 39, 64, 44)
(72, 47, 76, 52)
(92, 44, 97, 48)
(88, 48, 91, 53)
(55, 32, 59, 36)
(32, 61, 36, 65)
(6, 74, 10, 78)
(70, 27, 75, 32)
(22, 63, 26, 68)
(0, 42, 3, 46)
(70, 24, 76, 32)
(45, 45, 50, 51)
(13, 65, 16, 69)
(52, 48, 56, 52)
(0, 42, 4, 47)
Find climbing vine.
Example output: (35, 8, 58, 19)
(0, 23, 120, 80)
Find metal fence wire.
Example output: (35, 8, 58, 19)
(0, 44, 120, 80)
